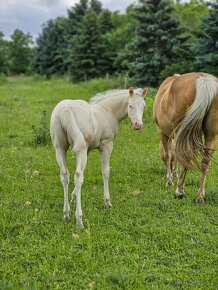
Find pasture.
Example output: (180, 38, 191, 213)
(0, 77, 218, 289)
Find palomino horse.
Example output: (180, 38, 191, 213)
(153, 72, 218, 203)
(51, 87, 147, 228)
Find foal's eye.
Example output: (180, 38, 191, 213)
(129, 105, 133, 109)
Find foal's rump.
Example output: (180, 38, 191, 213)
(50, 99, 90, 152)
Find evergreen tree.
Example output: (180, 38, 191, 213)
(99, 9, 113, 34)
(67, 0, 88, 35)
(90, 0, 102, 14)
(126, 0, 190, 87)
(109, 6, 137, 72)
(9, 29, 34, 74)
(70, 10, 110, 81)
(192, 2, 218, 75)
(34, 17, 68, 76)
(0, 31, 10, 75)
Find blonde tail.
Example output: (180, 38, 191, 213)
(175, 75, 217, 169)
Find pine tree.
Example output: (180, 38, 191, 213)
(70, 10, 110, 81)
(126, 0, 189, 87)
(90, 0, 102, 14)
(99, 9, 113, 34)
(192, 2, 218, 75)
(67, 0, 88, 35)
(35, 18, 69, 76)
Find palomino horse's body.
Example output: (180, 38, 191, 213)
(51, 88, 147, 228)
(153, 72, 218, 202)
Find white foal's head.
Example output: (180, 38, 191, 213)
(128, 87, 147, 130)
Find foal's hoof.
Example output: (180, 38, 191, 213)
(64, 215, 70, 223)
(76, 219, 84, 229)
(196, 197, 205, 204)
(175, 188, 186, 199)
(104, 199, 112, 208)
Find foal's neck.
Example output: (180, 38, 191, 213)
(96, 94, 129, 123)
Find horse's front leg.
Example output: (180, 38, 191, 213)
(74, 148, 88, 228)
(196, 138, 216, 203)
(100, 141, 113, 208)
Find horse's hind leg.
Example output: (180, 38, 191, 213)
(175, 166, 187, 199)
(55, 148, 70, 222)
(196, 138, 216, 203)
(74, 148, 88, 229)
(159, 133, 173, 186)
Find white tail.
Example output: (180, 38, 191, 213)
(175, 74, 218, 169)
(60, 108, 86, 152)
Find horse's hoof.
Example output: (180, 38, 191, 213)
(104, 199, 112, 208)
(196, 197, 205, 204)
(175, 188, 186, 199)
(166, 181, 173, 187)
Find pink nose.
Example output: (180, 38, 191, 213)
(134, 122, 143, 130)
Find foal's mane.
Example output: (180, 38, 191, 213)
(89, 88, 143, 104)
(89, 89, 129, 104)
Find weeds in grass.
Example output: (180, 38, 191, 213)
(32, 110, 50, 145)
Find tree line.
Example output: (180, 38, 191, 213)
(0, 0, 217, 87)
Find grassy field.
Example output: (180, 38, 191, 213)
(0, 76, 218, 289)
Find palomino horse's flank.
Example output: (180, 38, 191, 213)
(175, 74, 218, 169)
(154, 72, 218, 203)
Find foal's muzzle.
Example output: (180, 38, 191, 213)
(133, 122, 143, 130)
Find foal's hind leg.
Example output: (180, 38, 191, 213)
(100, 141, 113, 208)
(56, 148, 70, 222)
(70, 187, 77, 205)
(196, 138, 216, 203)
(74, 148, 88, 229)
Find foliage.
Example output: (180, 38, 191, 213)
(174, 0, 208, 43)
(32, 110, 50, 145)
(0, 0, 217, 80)
(0, 77, 217, 289)
(9, 29, 34, 74)
(0, 31, 10, 75)
(34, 17, 69, 77)
(125, 0, 190, 87)
(192, 2, 218, 75)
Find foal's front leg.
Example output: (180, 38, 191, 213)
(100, 142, 113, 208)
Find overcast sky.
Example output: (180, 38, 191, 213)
(0, 0, 134, 40)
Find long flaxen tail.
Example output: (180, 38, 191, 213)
(174, 74, 218, 170)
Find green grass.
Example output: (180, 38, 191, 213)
(0, 77, 218, 289)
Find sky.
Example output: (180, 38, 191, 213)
(0, 0, 134, 40)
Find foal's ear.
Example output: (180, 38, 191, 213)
(142, 88, 147, 97)
(129, 87, 134, 96)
